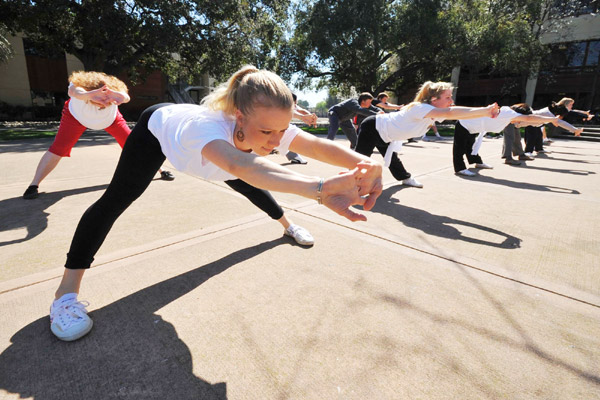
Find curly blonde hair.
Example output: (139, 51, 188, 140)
(68, 71, 128, 93)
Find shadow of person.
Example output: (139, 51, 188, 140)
(0, 238, 286, 400)
(523, 165, 595, 176)
(371, 186, 521, 249)
(456, 174, 580, 194)
(0, 184, 109, 247)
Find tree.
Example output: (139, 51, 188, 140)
(0, 23, 13, 64)
(283, 0, 583, 98)
(297, 99, 310, 108)
(0, 0, 290, 83)
(315, 100, 328, 115)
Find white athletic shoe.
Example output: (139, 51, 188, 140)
(457, 169, 477, 177)
(285, 224, 315, 246)
(50, 293, 93, 341)
(475, 163, 493, 169)
(402, 177, 424, 188)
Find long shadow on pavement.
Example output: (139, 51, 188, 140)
(457, 174, 581, 194)
(371, 186, 521, 249)
(519, 164, 595, 176)
(0, 184, 109, 247)
(0, 238, 285, 400)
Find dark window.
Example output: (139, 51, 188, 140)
(586, 41, 600, 66)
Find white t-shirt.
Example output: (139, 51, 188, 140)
(530, 107, 554, 127)
(375, 103, 444, 143)
(458, 106, 520, 133)
(67, 84, 118, 130)
(148, 104, 300, 181)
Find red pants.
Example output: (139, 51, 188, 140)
(48, 100, 131, 157)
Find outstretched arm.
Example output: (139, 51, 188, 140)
(425, 103, 499, 120)
(294, 107, 318, 128)
(376, 102, 403, 110)
(202, 139, 375, 221)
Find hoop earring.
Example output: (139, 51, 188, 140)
(236, 129, 245, 142)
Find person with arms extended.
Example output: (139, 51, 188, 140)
(48, 65, 383, 342)
(356, 81, 500, 187)
(23, 71, 174, 200)
(327, 93, 384, 149)
(455, 103, 580, 175)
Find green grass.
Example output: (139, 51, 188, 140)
(0, 129, 57, 141)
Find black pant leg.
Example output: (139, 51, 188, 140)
(453, 122, 469, 172)
(524, 126, 537, 153)
(65, 103, 171, 269)
(356, 116, 410, 181)
(465, 133, 483, 165)
(355, 116, 379, 157)
(225, 179, 284, 220)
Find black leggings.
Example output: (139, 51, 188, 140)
(355, 116, 410, 181)
(524, 126, 543, 152)
(65, 104, 284, 269)
(452, 121, 483, 172)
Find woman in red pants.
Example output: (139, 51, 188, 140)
(23, 71, 174, 199)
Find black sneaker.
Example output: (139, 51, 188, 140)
(160, 171, 175, 181)
(23, 185, 39, 199)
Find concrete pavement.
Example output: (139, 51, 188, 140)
(0, 132, 599, 399)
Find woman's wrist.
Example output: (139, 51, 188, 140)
(316, 177, 325, 204)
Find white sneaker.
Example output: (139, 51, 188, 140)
(285, 224, 314, 246)
(402, 177, 424, 188)
(457, 169, 476, 177)
(475, 163, 493, 169)
(50, 293, 93, 341)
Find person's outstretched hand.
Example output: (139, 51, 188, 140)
(321, 169, 368, 222)
(354, 160, 383, 211)
(488, 103, 500, 118)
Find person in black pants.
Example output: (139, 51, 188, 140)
(355, 116, 412, 183)
(48, 65, 383, 342)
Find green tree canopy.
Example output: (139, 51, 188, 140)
(0, 0, 290, 82)
(283, 0, 580, 98)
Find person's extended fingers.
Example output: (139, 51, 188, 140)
(362, 186, 382, 211)
(338, 206, 367, 222)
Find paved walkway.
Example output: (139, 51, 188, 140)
(0, 133, 599, 399)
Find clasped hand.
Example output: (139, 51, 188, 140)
(321, 161, 383, 222)
(87, 85, 127, 107)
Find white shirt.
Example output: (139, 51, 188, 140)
(458, 106, 520, 134)
(529, 107, 554, 127)
(375, 103, 444, 143)
(148, 104, 300, 181)
(67, 84, 118, 130)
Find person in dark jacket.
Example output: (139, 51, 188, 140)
(327, 93, 383, 148)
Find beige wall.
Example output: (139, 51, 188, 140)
(65, 53, 84, 77)
(0, 34, 32, 106)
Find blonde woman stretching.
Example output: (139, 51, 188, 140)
(23, 71, 174, 200)
(355, 81, 499, 187)
(48, 65, 383, 341)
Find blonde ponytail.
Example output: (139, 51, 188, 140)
(202, 65, 293, 116)
(404, 81, 454, 110)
